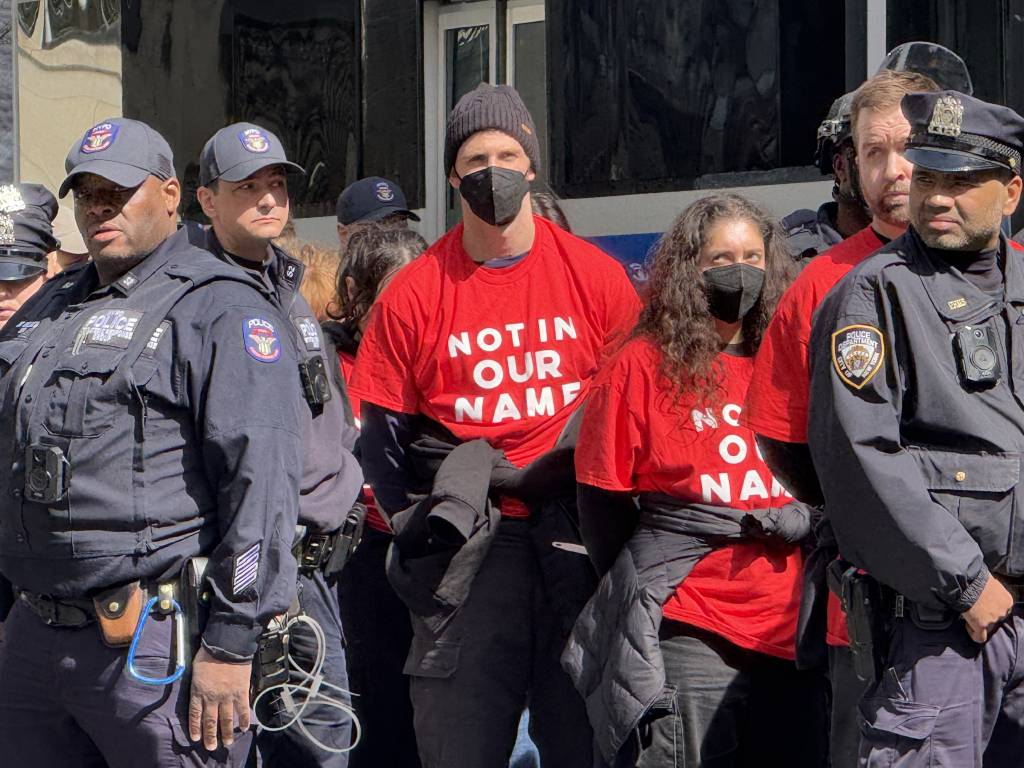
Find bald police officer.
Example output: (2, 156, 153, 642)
(194, 122, 363, 766)
(0, 117, 303, 766)
(809, 92, 1024, 765)
(781, 92, 871, 264)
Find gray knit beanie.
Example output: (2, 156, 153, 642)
(444, 83, 541, 176)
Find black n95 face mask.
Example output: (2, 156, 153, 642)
(702, 263, 765, 322)
(457, 166, 530, 226)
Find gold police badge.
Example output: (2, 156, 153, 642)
(832, 324, 885, 389)
(928, 95, 964, 138)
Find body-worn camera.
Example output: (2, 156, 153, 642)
(25, 445, 71, 503)
(954, 324, 1001, 387)
(298, 355, 332, 410)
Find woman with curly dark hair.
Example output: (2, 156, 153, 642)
(572, 193, 827, 767)
(323, 225, 428, 768)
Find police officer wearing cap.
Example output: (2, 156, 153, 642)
(335, 176, 419, 251)
(781, 92, 872, 264)
(0, 117, 303, 766)
(0, 183, 61, 330)
(193, 122, 363, 766)
(808, 91, 1024, 764)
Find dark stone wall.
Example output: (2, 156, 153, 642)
(0, 0, 12, 180)
(361, 0, 423, 208)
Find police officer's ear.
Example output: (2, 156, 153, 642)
(196, 184, 218, 222)
(1002, 173, 1023, 216)
(159, 177, 182, 218)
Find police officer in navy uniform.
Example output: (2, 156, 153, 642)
(0, 117, 303, 766)
(0, 184, 61, 331)
(193, 122, 363, 766)
(0, 183, 62, 630)
(808, 92, 1024, 765)
(781, 92, 872, 264)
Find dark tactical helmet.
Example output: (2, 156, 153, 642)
(815, 42, 973, 175)
(814, 92, 855, 175)
(877, 41, 973, 96)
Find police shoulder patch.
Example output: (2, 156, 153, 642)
(832, 324, 885, 389)
(293, 316, 321, 351)
(244, 316, 281, 363)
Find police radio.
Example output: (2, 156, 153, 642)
(298, 355, 332, 410)
(954, 325, 1001, 387)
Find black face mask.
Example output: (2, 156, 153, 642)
(702, 263, 765, 323)
(457, 166, 530, 226)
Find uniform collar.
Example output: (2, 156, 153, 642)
(815, 202, 843, 247)
(189, 221, 306, 314)
(98, 228, 186, 298)
(907, 226, 1011, 323)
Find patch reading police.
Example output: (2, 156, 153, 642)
(80, 122, 119, 154)
(232, 542, 260, 596)
(73, 309, 143, 353)
(832, 324, 885, 390)
(238, 127, 270, 154)
(294, 316, 322, 351)
(243, 316, 281, 363)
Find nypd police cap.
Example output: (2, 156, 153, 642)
(199, 122, 305, 187)
(902, 90, 1024, 175)
(335, 176, 420, 225)
(0, 183, 59, 281)
(60, 118, 175, 198)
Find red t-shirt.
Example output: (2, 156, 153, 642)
(339, 351, 390, 534)
(349, 215, 641, 516)
(576, 338, 803, 659)
(744, 226, 885, 444)
(744, 225, 884, 646)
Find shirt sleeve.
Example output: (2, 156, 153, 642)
(189, 301, 304, 661)
(358, 403, 422, 517)
(600, 269, 642, 361)
(744, 286, 813, 443)
(348, 302, 421, 414)
(574, 363, 641, 493)
(807, 283, 988, 613)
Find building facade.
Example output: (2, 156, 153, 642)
(8, 1, 1024, 249)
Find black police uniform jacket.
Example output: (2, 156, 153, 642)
(0, 228, 303, 661)
(186, 223, 362, 533)
(808, 227, 1024, 614)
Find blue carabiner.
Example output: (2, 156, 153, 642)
(126, 595, 187, 686)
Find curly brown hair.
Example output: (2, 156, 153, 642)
(329, 226, 428, 326)
(636, 193, 795, 400)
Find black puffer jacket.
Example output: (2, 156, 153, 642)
(562, 494, 812, 766)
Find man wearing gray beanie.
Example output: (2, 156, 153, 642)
(349, 82, 641, 768)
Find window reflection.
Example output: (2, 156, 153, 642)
(548, 0, 845, 196)
(445, 24, 490, 228)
